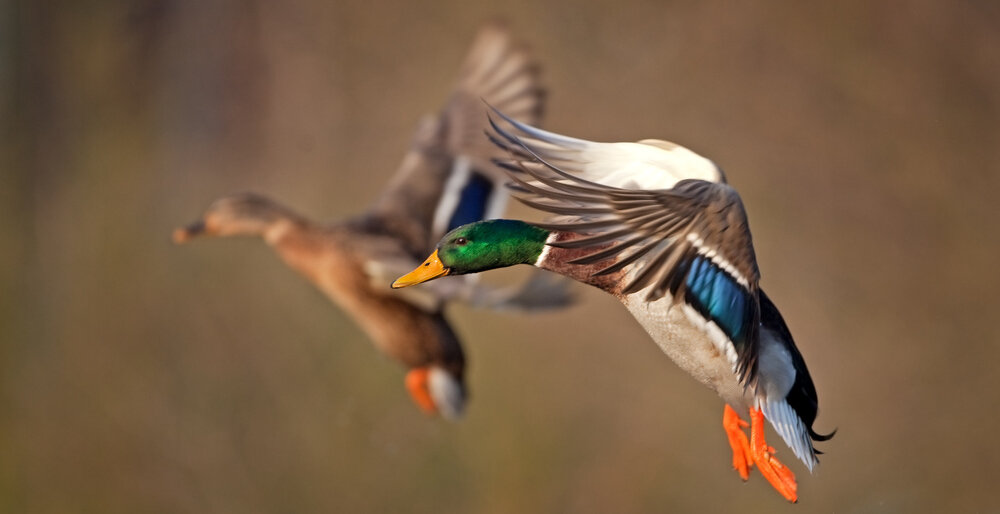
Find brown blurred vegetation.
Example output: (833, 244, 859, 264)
(3, 0, 1000, 512)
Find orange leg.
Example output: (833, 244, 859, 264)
(749, 406, 798, 503)
(722, 405, 754, 480)
(405, 367, 437, 415)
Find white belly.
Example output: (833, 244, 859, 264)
(620, 291, 811, 467)
(621, 294, 754, 412)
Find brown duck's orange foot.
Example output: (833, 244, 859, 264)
(749, 406, 798, 503)
(722, 405, 753, 480)
(405, 367, 437, 415)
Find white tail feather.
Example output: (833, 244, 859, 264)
(428, 367, 465, 421)
(761, 398, 818, 472)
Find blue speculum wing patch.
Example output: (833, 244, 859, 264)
(685, 256, 749, 343)
(447, 172, 494, 231)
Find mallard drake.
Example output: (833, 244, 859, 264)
(393, 110, 833, 500)
(173, 24, 570, 420)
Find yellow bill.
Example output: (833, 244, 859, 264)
(392, 250, 450, 288)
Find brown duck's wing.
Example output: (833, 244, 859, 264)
(368, 21, 545, 258)
(493, 121, 763, 387)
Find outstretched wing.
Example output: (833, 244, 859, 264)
(486, 107, 725, 190)
(489, 113, 761, 386)
(369, 22, 545, 258)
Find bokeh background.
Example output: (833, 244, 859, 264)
(4, 0, 1000, 512)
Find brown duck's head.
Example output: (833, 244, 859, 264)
(173, 193, 302, 244)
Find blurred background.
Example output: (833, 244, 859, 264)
(4, 0, 999, 512)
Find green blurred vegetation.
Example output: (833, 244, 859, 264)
(3, 0, 999, 512)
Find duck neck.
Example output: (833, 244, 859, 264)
(261, 217, 305, 246)
(534, 230, 625, 295)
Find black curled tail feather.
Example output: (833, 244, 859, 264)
(759, 290, 835, 446)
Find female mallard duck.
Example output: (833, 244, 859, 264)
(173, 24, 570, 420)
(393, 110, 833, 501)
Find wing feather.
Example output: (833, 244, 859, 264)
(487, 107, 725, 189)
(370, 23, 545, 257)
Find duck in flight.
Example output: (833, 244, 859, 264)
(393, 108, 833, 500)
(174, 23, 571, 420)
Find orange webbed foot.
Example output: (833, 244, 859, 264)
(722, 405, 754, 480)
(749, 406, 798, 503)
(405, 367, 437, 415)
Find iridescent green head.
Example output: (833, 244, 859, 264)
(392, 220, 550, 288)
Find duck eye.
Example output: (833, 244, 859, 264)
(454, 237, 468, 246)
